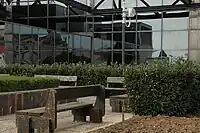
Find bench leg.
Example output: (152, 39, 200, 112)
(16, 114, 30, 133)
(110, 99, 120, 112)
(90, 109, 103, 123)
(30, 116, 50, 133)
(72, 108, 90, 122)
(110, 97, 129, 113)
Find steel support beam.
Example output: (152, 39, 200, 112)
(140, 0, 160, 15)
(56, 0, 92, 13)
(94, 0, 105, 9)
(113, 0, 117, 9)
(92, 3, 200, 15)
(172, 0, 180, 6)
(180, 0, 191, 6)
(118, 0, 121, 8)
(5, 11, 189, 22)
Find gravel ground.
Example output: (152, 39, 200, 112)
(89, 115, 200, 133)
(0, 97, 133, 133)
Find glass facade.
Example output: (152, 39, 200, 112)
(2, 21, 93, 64)
(0, 0, 191, 64)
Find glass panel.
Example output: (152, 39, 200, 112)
(72, 34, 81, 63)
(137, 49, 158, 64)
(164, 50, 188, 61)
(163, 18, 188, 31)
(32, 27, 39, 34)
(93, 32, 112, 64)
(20, 25, 32, 34)
(55, 33, 69, 63)
(13, 24, 20, 34)
(163, 31, 188, 51)
(137, 18, 161, 32)
(81, 36, 91, 51)
(39, 29, 54, 64)
(80, 36, 91, 63)
(4, 22, 12, 34)
(19, 27, 39, 64)
(94, 38, 102, 51)
(68, 34, 73, 49)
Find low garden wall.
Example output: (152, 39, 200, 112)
(0, 76, 59, 116)
(0, 89, 47, 116)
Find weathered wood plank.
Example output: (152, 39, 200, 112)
(107, 77, 125, 84)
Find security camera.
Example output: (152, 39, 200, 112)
(127, 7, 136, 18)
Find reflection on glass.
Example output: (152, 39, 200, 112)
(81, 36, 91, 50)
(80, 36, 91, 63)
(20, 25, 32, 34)
(163, 31, 188, 50)
(13, 24, 20, 34)
(54, 33, 69, 63)
(4, 22, 12, 34)
(68, 34, 73, 49)
(15, 25, 38, 64)
(39, 31, 54, 64)
(163, 18, 188, 30)
(137, 19, 161, 31)
(72, 35, 81, 63)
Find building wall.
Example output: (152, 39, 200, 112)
(189, 0, 200, 61)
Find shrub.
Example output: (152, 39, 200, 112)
(5, 64, 35, 76)
(5, 62, 124, 86)
(0, 76, 60, 92)
(3, 59, 200, 116)
(125, 59, 200, 116)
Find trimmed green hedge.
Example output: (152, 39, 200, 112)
(2, 59, 200, 116)
(125, 59, 200, 116)
(3, 63, 124, 86)
(0, 76, 60, 92)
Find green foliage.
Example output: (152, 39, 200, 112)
(0, 76, 60, 92)
(125, 58, 200, 116)
(3, 58, 200, 116)
(5, 64, 35, 76)
(32, 62, 124, 86)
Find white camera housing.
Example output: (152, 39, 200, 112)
(127, 7, 136, 18)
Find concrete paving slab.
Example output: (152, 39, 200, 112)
(0, 98, 133, 133)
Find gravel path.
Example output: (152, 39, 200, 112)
(0, 97, 133, 133)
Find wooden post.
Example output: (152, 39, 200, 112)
(7, 95, 10, 114)
(121, 100, 125, 122)
(21, 94, 24, 110)
(14, 94, 18, 113)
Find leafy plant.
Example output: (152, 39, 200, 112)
(0, 75, 60, 92)
(2, 59, 200, 116)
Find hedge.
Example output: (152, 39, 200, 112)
(2, 59, 200, 116)
(125, 59, 200, 116)
(2, 63, 124, 86)
(0, 76, 60, 92)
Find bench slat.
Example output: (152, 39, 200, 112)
(107, 77, 124, 84)
(110, 94, 128, 98)
(17, 102, 92, 116)
(57, 102, 92, 112)
(105, 87, 126, 91)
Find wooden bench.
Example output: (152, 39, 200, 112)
(34, 75, 78, 103)
(106, 77, 126, 91)
(106, 77, 129, 113)
(16, 85, 105, 133)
